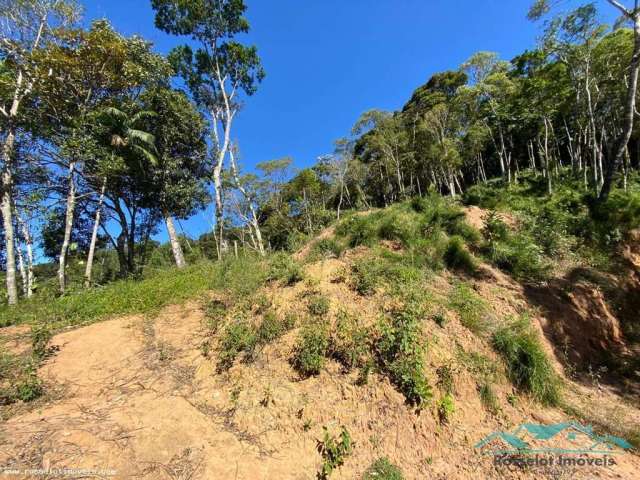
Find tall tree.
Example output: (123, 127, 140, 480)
(0, 0, 78, 304)
(138, 86, 209, 268)
(152, 0, 265, 259)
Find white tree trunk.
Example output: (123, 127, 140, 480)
(1, 128, 18, 305)
(58, 161, 77, 294)
(84, 179, 106, 288)
(165, 214, 186, 269)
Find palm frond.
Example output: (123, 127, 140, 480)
(127, 129, 156, 148)
(131, 144, 158, 166)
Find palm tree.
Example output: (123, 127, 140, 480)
(84, 106, 157, 287)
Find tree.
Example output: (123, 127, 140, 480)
(0, 0, 78, 304)
(152, 0, 265, 259)
(528, 0, 640, 200)
(93, 105, 158, 278)
(138, 86, 209, 268)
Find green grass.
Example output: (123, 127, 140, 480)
(0, 261, 227, 329)
(493, 315, 561, 406)
(448, 282, 488, 334)
(443, 236, 478, 273)
(363, 457, 404, 480)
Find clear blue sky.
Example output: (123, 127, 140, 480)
(81, 0, 618, 241)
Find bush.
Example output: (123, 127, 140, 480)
(350, 258, 380, 296)
(363, 457, 404, 480)
(443, 236, 477, 273)
(218, 320, 257, 371)
(316, 426, 353, 480)
(313, 238, 345, 259)
(308, 294, 330, 317)
(437, 393, 455, 424)
(256, 310, 295, 344)
(375, 301, 431, 408)
(267, 253, 304, 286)
(31, 324, 52, 360)
(336, 213, 380, 247)
(330, 311, 370, 370)
(292, 321, 330, 377)
(378, 211, 418, 245)
(493, 316, 560, 406)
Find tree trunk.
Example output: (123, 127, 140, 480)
(58, 161, 77, 294)
(165, 214, 186, 269)
(16, 212, 35, 298)
(16, 241, 27, 298)
(84, 178, 106, 288)
(1, 127, 18, 305)
(601, 11, 640, 201)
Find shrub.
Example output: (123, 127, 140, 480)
(16, 369, 44, 402)
(493, 316, 560, 406)
(378, 211, 418, 245)
(350, 258, 380, 296)
(336, 213, 380, 247)
(308, 294, 330, 317)
(375, 301, 431, 408)
(316, 426, 353, 480)
(267, 253, 304, 285)
(437, 393, 455, 424)
(218, 320, 257, 371)
(363, 457, 404, 480)
(256, 310, 295, 344)
(443, 236, 477, 273)
(31, 324, 52, 360)
(203, 298, 226, 333)
(436, 365, 454, 395)
(330, 311, 370, 370)
(313, 238, 345, 259)
(292, 321, 330, 377)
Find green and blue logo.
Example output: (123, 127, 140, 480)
(475, 421, 632, 456)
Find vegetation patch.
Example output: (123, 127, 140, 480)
(316, 426, 353, 480)
(493, 315, 561, 406)
(374, 301, 431, 408)
(363, 457, 404, 480)
(448, 282, 488, 334)
(292, 321, 330, 377)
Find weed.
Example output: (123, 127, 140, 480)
(330, 311, 370, 371)
(436, 365, 455, 395)
(292, 321, 330, 377)
(437, 393, 455, 424)
(316, 426, 353, 480)
(31, 324, 52, 360)
(308, 294, 330, 317)
(218, 320, 257, 371)
(375, 301, 431, 408)
(363, 457, 404, 480)
(267, 253, 304, 286)
(493, 315, 561, 406)
(203, 298, 226, 333)
(448, 282, 488, 334)
(256, 310, 294, 344)
(432, 311, 447, 328)
(443, 236, 477, 273)
(478, 383, 500, 414)
(350, 258, 380, 296)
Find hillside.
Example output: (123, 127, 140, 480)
(1, 190, 639, 479)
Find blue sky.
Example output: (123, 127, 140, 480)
(81, 0, 618, 242)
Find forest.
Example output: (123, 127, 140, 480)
(0, 0, 639, 307)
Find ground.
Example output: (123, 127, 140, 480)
(0, 211, 639, 479)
